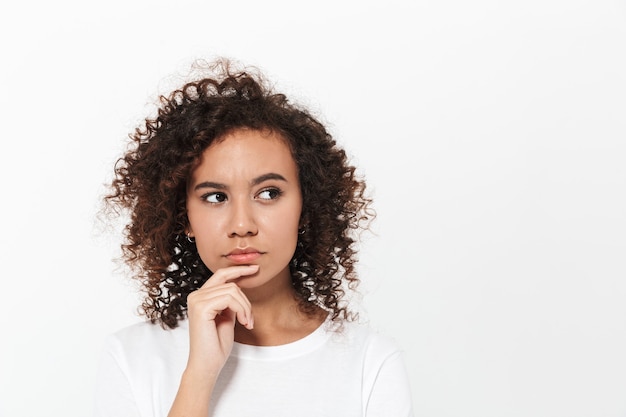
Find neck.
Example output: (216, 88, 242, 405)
(235, 288, 326, 346)
(233, 266, 326, 346)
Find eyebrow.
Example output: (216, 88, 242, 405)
(193, 172, 288, 191)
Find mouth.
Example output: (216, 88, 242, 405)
(225, 248, 264, 264)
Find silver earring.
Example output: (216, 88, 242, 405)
(186, 232, 195, 243)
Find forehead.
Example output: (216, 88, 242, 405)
(191, 129, 298, 182)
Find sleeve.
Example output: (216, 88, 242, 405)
(93, 335, 142, 417)
(363, 341, 414, 417)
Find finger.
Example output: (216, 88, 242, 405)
(201, 265, 260, 288)
(189, 284, 254, 328)
(192, 282, 252, 312)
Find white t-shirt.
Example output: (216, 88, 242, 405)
(94, 318, 414, 417)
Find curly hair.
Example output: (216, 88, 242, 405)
(105, 59, 373, 329)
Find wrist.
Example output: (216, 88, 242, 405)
(180, 366, 219, 393)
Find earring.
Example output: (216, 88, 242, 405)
(297, 228, 305, 248)
(186, 232, 195, 243)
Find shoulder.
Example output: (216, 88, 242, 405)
(326, 319, 404, 362)
(323, 319, 412, 404)
(342, 322, 414, 416)
(96, 321, 189, 413)
(102, 319, 189, 361)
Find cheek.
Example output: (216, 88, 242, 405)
(271, 204, 301, 234)
(187, 215, 221, 266)
(193, 236, 223, 273)
(187, 201, 223, 237)
(274, 212, 301, 252)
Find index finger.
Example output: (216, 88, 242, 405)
(201, 265, 260, 288)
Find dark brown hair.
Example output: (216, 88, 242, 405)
(105, 59, 373, 329)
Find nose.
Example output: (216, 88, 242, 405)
(228, 199, 258, 237)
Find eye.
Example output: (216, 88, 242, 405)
(257, 187, 283, 201)
(202, 192, 227, 204)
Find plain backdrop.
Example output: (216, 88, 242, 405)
(1, 1, 625, 416)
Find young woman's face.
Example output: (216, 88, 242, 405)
(186, 129, 302, 290)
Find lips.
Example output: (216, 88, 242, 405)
(225, 248, 263, 264)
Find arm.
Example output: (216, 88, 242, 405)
(167, 265, 257, 417)
(364, 347, 414, 417)
(93, 336, 142, 417)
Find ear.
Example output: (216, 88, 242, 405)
(183, 218, 194, 238)
(298, 213, 309, 230)
(183, 214, 192, 236)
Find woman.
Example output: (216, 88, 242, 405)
(95, 59, 413, 417)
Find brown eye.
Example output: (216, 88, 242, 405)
(203, 192, 227, 203)
(258, 188, 282, 200)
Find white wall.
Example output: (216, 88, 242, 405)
(1, 1, 625, 416)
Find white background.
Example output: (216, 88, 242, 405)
(1, 1, 625, 416)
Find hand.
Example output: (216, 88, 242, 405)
(185, 265, 258, 376)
